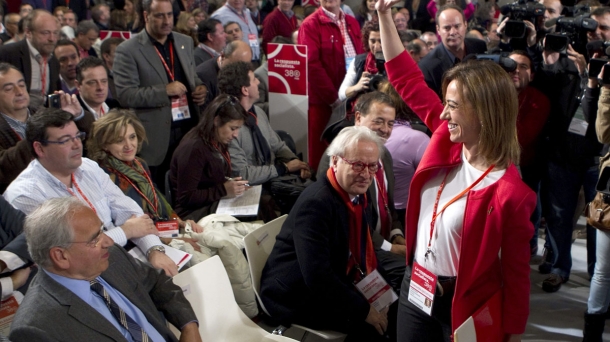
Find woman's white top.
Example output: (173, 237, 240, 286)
(413, 151, 505, 276)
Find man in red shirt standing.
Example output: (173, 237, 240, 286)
(298, 0, 364, 171)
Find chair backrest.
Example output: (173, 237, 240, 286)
(171, 255, 297, 342)
(243, 215, 287, 316)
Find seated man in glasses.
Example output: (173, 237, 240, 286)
(9, 197, 201, 342)
(260, 126, 392, 341)
(3, 108, 179, 277)
(0, 62, 95, 193)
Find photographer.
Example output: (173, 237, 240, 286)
(533, 41, 602, 293)
(339, 21, 383, 103)
(495, 15, 539, 51)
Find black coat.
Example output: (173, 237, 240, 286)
(418, 38, 488, 98)
(260, 175, 370, 330)
(0, 39, 61, 94)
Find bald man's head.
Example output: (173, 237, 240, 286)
(223, 40, 252, 64)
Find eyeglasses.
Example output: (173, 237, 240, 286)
(339, 156, 379, 173)
(219, 95, 237, 109)
(42, 132, 87, 145)
(71, 225, 105, 248)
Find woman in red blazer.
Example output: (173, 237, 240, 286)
(376, 1, 536, 341)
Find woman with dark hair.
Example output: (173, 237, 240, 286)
(170, 94, 250, 221)
(338, 21, 382, 105)
(356, 0, 378, 27)
(87, 109, 204, 238)
(377, 0, 535, 340)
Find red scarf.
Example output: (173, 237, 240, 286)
(327, 167, 377, 281)
(364, 52, 378, 75)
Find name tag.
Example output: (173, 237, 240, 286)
(171, 94, 190, 121)
(407, 262, 437, 316)
(568, 106, 588, 137)
(354, 269, 398, 312)
(248, 34, 259, 49)
(156, 220, 179, 237)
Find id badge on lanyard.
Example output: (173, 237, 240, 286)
(407, 262, 437, 316)
(248, 33, 259, 50)
(171, 94, 190, 121)
(354, 269, 398, 312)
(155, 220, 180, 237)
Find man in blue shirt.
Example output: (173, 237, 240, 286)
(9, 197, 201, 342)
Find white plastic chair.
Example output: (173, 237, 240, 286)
(243, 215, 347, 341)
(170, 255, 298, 342)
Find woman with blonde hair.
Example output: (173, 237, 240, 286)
(87, 109, 203, 237)
(375, 0, 535, 340)
(175, 12, 199, 46)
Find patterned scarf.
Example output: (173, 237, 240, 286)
(106, 157, 174, 220)
(326, 167, 377, 280)
(364, 52, 379, 75)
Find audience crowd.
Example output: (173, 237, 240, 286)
(0, 0, 609, 340)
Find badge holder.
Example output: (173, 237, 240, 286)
(353, 264, 398, 312)
(155, 219, 180, 238)
(407, 262, 437, 316)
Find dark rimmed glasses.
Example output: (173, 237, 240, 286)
(42, 132, 87, 145)
(339, 156, 380, 174)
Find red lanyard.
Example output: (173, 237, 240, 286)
(213, 141, 232, 175)
(67, 174, 97, 214)
(154, 43, 175, 82)
(113, 159, 160, 217)
(40, 56, 47, 95)
(99, 105, 105, 117)
(227, 6, 251, 32)
(425, 164, 495, 258)
(375, 174, 388, 212)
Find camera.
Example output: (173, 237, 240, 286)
(45, 94, 61, 108)
(544, 5, 597, 55)
(500, 0, 545, 38)
(368, 51, 387, 92)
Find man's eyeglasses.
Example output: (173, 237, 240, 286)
(42, 132, 87, 145)
(218, 95, 238, 111)
(339, 156, 380, 174)
(71, 225, 105, 248)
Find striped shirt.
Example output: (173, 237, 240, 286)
(3, 158, 162, 254)
(1, 112, 28, 139)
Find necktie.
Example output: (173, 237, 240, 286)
(90, 279, 150, 342)
(374, 165, 390, 239)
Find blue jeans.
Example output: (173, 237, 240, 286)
(588, 229, 610, 314)
(543, 161, 598, 279)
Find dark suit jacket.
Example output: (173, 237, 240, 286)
(260, 175, 370, 330)
(195, 57, 219, 109)
(113, 31, 203, 166)
(194, 46, 215, 66)
(9, 245, 197, 342)
(316, 145, 403, 248)
(0, 39, 61, 94)
(77, 95, 121, 115)
(418, 38, 488, 98)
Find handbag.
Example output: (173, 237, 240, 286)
(585, 192, 610, 232)
(586, 159, 610, 232)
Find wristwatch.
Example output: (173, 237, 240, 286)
(146, 245, 166, 258)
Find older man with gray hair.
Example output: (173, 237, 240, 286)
(9, 197, 202, 342)
(260, 126, 394, 341)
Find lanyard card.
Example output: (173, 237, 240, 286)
(248, 34, 259, 49)
(156, 220, 179, 238)
(408, 262, 437, 316)
(355, 269, 398, 312)
(171, 94, 190, 121)
(568, 106, 588, 137)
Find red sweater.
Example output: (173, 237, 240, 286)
(517, 86, 550, 167)
(262, 7, 298, 55)
(298, 8, 364, 105)
(386, 51, 535, 336)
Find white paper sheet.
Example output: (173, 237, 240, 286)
(216, 185, 262, 216)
